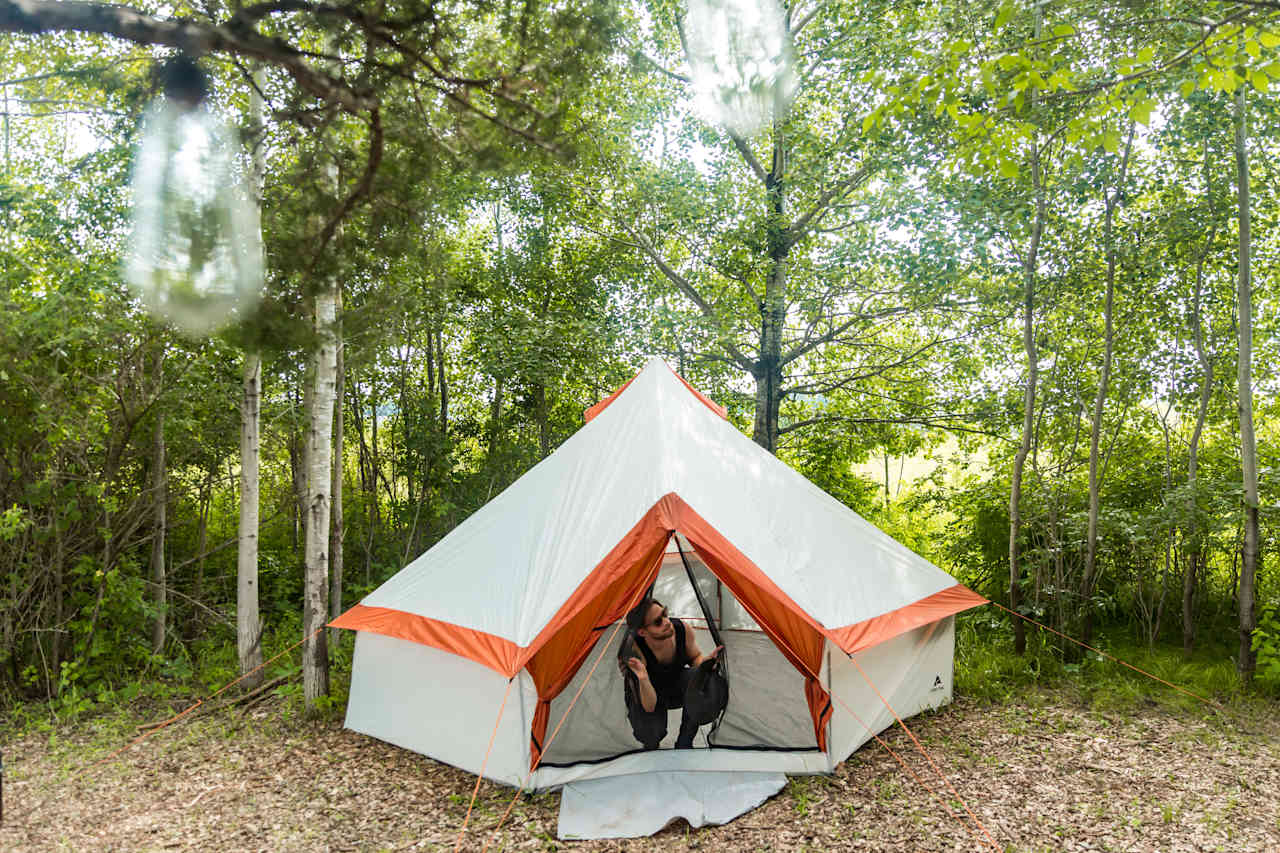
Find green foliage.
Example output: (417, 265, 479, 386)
(1253, 606, 1280, 685)
(2, 0, 1279, 719)
(955, 609, 1260, 709)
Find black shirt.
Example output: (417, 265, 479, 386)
(636, 617, 691, 704)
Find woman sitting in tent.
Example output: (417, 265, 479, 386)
(619, 597, 726, 750)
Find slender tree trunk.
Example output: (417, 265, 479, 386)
(237, 69, 266, 686)
(191, 470, 211, 635)
(398, 341, 412, 511)
(883, 451, 891, 511)
(1010, 135, 1045, 657)
(1233, 81, 1259, 682)
(1082, 126, 1134, 647)
(534, 382, 551, 459)
(297, 375, 313, 552)
(487, 374, 504, 462)
(150, 348, 167, 655)
(51, 497, 65, 689)
(328, 296, 345, 647)
(304, 283, 337, 708)
(238, 351, 264, 687)
(754, 100, 788, 453)
(1184, 208, 1215, 655)
(436, 327, 448, 434)
(1153, 405, 1176, 648)
(349, 374, 377, 583)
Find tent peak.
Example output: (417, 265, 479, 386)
(584, 359, 728, 424)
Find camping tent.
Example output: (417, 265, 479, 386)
(331, 357, 985, 791)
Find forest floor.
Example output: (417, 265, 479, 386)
(2, 690, 1278, 852)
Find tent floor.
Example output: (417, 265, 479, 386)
(556, 770, 788, 840)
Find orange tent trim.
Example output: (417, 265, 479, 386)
(329, 491, 985, 762)
(328, 604, 523, 677)
(828, 585, 988, 655)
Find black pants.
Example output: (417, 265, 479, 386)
(625, 667, 703, 750)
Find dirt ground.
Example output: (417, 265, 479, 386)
(2, 693, 1278, 852)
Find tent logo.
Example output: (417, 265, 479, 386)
(931, 675, 944, 691)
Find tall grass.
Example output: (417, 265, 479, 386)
(953, 608, 1276, 717)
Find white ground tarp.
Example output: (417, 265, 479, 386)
(557, 771, 788, 840)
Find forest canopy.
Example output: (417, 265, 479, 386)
(0, 0, 1277, 714)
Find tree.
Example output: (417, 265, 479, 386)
(237, 68, 268, 689)
(238, 349, 264, 686)
(1, 0, 620, 145)
(581, 0, 969, 452)
(303, 251, 338, 708)
(1233, 73, 1259, 681)
(149, 344, 167, 654)
(328, 292, 345, 646)
(1080, 123, 1134, 648)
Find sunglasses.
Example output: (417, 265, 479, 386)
(647, 607, 669, 629)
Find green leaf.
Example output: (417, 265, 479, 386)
(1101, 130, 1120, 153)
(994, 1, 1014, 30)
(1129, 100, 1155, 126)
(998, 160, 1020, 179)
(1246, 39, 1262, 60)
(1137, 46, 1156, 63)
(1261, 31, 1280, 49)
(1250, 70, 1269, 92)
(1053, 24, 1076, 37)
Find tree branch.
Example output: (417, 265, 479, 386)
(0, 0, 378, 113)
(785, 159, 877, 246)
(633, 48, 690, 83)
(615, 219, 755, 370)
(727, 128, 769, 184)
(777, 411, 999, 438)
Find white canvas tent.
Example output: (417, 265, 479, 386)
(332, 357, 984, 792)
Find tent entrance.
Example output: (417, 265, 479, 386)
(537, 540, 822, 768)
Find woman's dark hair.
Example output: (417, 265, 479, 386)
(626, 596, 661, 632)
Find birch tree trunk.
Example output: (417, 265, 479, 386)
(1233, 80, 1259, 682)
(296, 378, 313, 549)
(149, 346, 166, 655)
(238, 352, 264, 686)
(1082, 127, 1133, 648)
(238, 68, 266, 688)
(304, 285, 337, 707)
(328, 293, 345, 647)
(302, 151, 341, 706)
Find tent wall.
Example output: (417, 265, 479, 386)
(343, 616, 955, 791)
(345, 631, 534, 787)
(827, 616, 955, 768)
